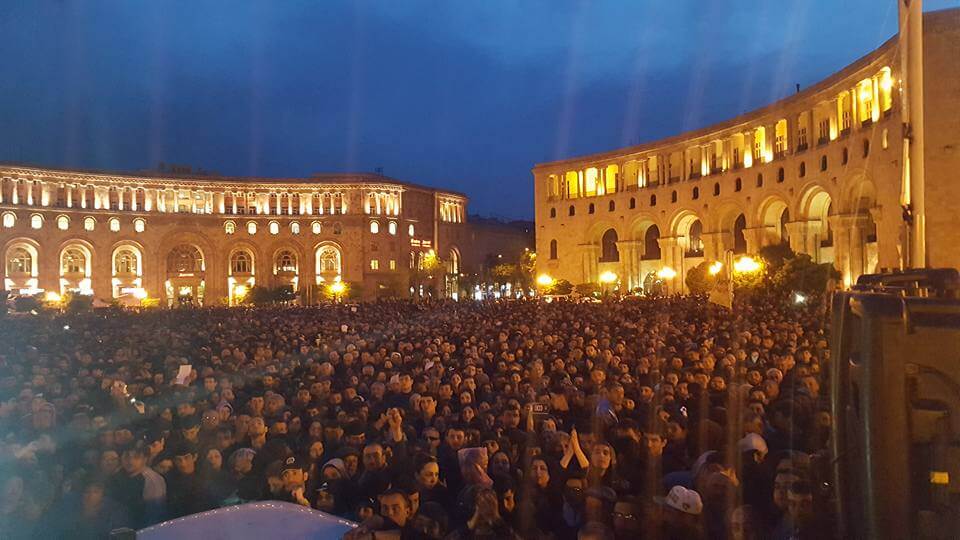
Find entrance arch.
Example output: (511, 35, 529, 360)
(166, 244, 205, 306)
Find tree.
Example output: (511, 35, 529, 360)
(64, 293, 93, 313)
(758, 243, 795, 274)
(13, 295, 40, 313)
(246, 286, 275, 306)
(548, 279, 574, 296)
(771, 253, 839, 294)
(685, 261, 717, 295)
(575, 282, 600, 297)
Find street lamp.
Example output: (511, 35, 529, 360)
(328, 281, 346, 302)
(536, 274, 555, 287)
(598, 271, 618, 284)
(656, 266, 677, 280)
(708, 261, 724, 276)
(44, 291, 62, 304)
(733, 255, 762, 274)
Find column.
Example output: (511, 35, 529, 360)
(741, 227, 766, 255)
(657, 236, 682, 293)
(66, 185, 73, 208)
(579, 244, 601, 285)
(784, 220, 821, 259)
(615, 240, 641, 290)
(700, 231, 729, 262)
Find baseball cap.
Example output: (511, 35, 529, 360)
(281, 455, 305, 474)
(738, 433, 768, 455)
(654, 485, 703, 515)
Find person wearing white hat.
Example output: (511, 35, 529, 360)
(654, 485, 705, 539)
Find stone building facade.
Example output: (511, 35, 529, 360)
(0, 165, 471, 305)
(533, 9, 960, 293)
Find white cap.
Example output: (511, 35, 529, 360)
(738, 433, 768, 455)
(656, 486, 703, 515)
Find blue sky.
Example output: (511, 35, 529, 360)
(1, 0, 957, 218)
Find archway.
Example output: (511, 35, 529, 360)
(228, 248, 256, 305)
(600, 229, 619, 262)
(4, 241, 39, 293)
(315, 243, 343, 284)
(60, 243, 93, 296)
(166, 244, 205, 306)
(112, 244, 144, 299)
(758, 197, 790, 246)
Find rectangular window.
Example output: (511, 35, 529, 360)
(818, 120, 830, 143)
(798, 127, 808, 149)
(389, 260, 396, 270)
(370, 259, 379, 270)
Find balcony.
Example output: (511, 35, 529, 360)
(839, 127, 851, 138)
(860, 117, 873, 128)
(817, 136, 830, 147)
(796, 143, 808, 153)
(688, 171, 701, 180)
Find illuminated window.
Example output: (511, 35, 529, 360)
(408, 224, 414, 236)
(224, 221, 236, 234)
(133, 218, 145, 233)
(1, 212, 15, 228)
(7, 247, 32, 275)
(269, 221, 279, 235)
(370, 221, 380, 234)
(84, 217, 96, 231)
(57, 215, 70, 230)
(109, 218, 120, 232)
(389, 259, 396, 270)
(114, 249, 139, 275)
(275, 250, 297, 273)
(247, 221, 257, 235)
(231, 251, 253, 274)
(311, 221, 322, 234)
(62, 248, 87, 274)
(30, 214, 43, 230)
(290, 222, 300, 235)
(388, 221, 397, 235)
(370, 259, 379, 270)
(882, 129, 889, 150)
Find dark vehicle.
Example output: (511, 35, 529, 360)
(830, 269, 960, 539)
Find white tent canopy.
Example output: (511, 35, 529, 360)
(135, 502, 356, 540)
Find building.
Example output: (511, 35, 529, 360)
(0, 164, 473, 305)
(533, 8, 960, 293)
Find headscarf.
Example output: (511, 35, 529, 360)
(458, 447, 493, 488)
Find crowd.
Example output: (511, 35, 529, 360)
(0, 294, 835, 539)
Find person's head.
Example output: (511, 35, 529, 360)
(423, 427, 441, 449)
(81, 481, 105, 512)
(417, 459, 440, 489)
(786, 480, 814, 523)
(578, 521, 615, 540)
(644, 430, 668, 457)
(280, 456, 308, 491)
(612, 498, 642, 536)
(99, 450, 120, 475)
(500, 407, 520, 429)
(205, 448, 223, 470)
(773, 470, 801, 510)
(729, 505, 763, 540)
(738, 433, 768, 464)
(230, 448, 256, 475)
(379, 489, 412, 528)
(589, 443, 614, 471)
(530, 457, 550, 488)
(121, 445, 148, 476)
(564, 477, 585, 504)
(172, 443, 199, 475)
(362, 443, 386, 471)
(445, 427, 466, 450)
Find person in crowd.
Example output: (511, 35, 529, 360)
(0, 294, 834, 538)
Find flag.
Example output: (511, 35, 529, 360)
(709, 278, 733, 309)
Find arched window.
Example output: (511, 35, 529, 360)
(588, 203, 595, 214)
(600, 229, 619, 262)
(686, 220, 703, 256)
(57, 215, 70, 230)
(1, 212, 15, 228)
(84, 217, 96, 231)
(7, 247, 32, 275)
(733, 214, 748, 254)
(735, 178, 742, 192)
(275, 250, 297, 273)
(61, 248, 87, 275)
(863, 139, 870, 158)
(333, 222, 342, 235)
(290, 222, 301, 235)
(671, 190, 678, 203)
(311, 221, 322, 235)
(643, 225, 661, 260)
(408, 224, 415, 236)
(777, 167, 785, 183)
(108, 218, 120, 232)
(650, 195, 657, 207)
(569, 205, 576, 216)
(30, 214, 43, 230)
(230, 251, 253, 274)
(370, 221, 380, 234)
(823, 155, 830, 170)
(550, 208, 557, 218)
(799, 162, 806, 178)
(167, 245, 204, 274)
(756, 174, 764, 188)
(713, 183, 720, 196)
(692, 187, 700, 200)
(114, 249, 139, 275)
(247, 221, 257, 235)
(388, 222, 397, 235)
(269, 221, 280, 235)
(224, 221, 236, 235)
(317, 246, 341, 274)
(629, 198, 636, 209)
(133, 218, 145, 233)
(549, 239, 558, 260)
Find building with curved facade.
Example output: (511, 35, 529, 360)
(534, 9, 960, 292)
(0, 164, 473, 305)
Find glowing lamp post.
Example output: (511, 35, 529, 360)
(732, 255, 762, 275)
(44, 291, 62, 304)
(708, 261, 724, 276)
(536, 273, 555, 291)
(328, 281, 346, 303)
(599, 271, 618, 284)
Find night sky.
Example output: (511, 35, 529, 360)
(2, 1, 957, 219)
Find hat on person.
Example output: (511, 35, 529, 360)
(654, 485, 703, 515)
(281, 455, 304, 475)
(738, 433, 768, 455)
